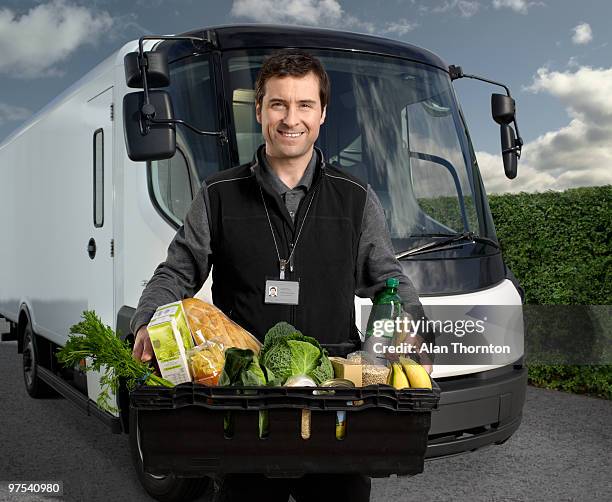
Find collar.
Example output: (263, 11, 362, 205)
(260, 150, 316, 195)
(251, 145, 326, 195)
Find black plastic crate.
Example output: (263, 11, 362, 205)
(130, 382, 440, 478)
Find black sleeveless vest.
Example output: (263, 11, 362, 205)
(205, 149, 367, 353)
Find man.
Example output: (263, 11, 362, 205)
(131, 50, 429, 501)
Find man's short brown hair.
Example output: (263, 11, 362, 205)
(255, 50, 330, 110)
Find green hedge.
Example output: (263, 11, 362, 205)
(489, 186, 611, 305)
(488, 185, 612, 399)
(526, 364, 611, 399)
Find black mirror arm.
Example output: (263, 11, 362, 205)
(449, 65, 524, 158)
(149, 117, 227, 142)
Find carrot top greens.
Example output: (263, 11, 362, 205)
(56, 310, 173, 413)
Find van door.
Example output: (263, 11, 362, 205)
(86, 88, 115, 410)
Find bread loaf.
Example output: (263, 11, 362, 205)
(181, 298, 262, 353)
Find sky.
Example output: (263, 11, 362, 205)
(1, 0, 611, 194)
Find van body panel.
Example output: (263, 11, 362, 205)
(427, 362, 527, 457)
(1, 68, 114, 348)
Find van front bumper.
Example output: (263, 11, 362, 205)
(426, 361, 527, 459)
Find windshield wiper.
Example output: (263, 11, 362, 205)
(395, 231, 500, 259)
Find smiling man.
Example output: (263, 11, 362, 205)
(131, 50, 427, 501)
(255, 61, 326, 189)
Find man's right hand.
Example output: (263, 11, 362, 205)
(132, 325, 154, 362)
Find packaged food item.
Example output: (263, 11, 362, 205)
(182, 298, 262, 353)
(319, 378, 355, 388)
(319, 379, 355, 440)
(362, 364, 390, 386)
(336, 411, 347, 440)
(147, 301, 195, 385)
(187, 339, 225, 386)
(340, 352, 390, 386)
(346, 350, 376, 365)
(285, 375, 316, 440)
(329, 357, 362, 387)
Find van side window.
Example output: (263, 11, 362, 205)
(151, 148, 193, 225)
(93, 129, 104, 227)
(148, 56, 219, 226)
(401, 98, 478, 233)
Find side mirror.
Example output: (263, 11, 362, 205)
(124, 51, 170, 88)
(123, 90, 176, 161)
(491, 93, 515, 125)
(492, 93, 519, 179)
(501, 124, 517, 179)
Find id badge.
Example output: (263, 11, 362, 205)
(265, 279, 300, 305)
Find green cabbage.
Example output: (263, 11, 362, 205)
(260, 322, 334, 385)
(310, 355, 334, 385)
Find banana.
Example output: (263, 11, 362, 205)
(386, 363, 394, 386)
(391, 362, 410, 389)
(399, 357, 432, 389)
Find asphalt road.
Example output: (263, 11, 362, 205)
(0, 338, 610, 502)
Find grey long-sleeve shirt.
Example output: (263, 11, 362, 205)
(130, 152, 423, 335)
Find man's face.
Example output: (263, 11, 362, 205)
(256, 72, 326, 163)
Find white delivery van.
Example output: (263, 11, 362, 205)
(0, 25, 527, 500)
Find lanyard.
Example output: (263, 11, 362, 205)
(259, 185, 317, 280)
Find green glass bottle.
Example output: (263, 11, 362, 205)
(363, 278, 403, 365)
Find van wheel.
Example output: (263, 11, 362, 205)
(129, 406, 212, 501)
(22, 321, 55, 398)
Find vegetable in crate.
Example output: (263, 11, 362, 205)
(260, 322, 333, 385)
(56, 311, 173, 413)
(219, 348, 275, 386)
(219, 348, 274, 438)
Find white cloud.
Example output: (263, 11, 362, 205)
(432, 0, 480, 18)
(0, 0, 113, 78)
(0, 102, 31, 125)
(383, 19, 419, 36)
(572, 22, 593, 45)
(231, 0, 410, 34)
(492, 0, 544, 14)
(567, 56, 579, 69)
(476, 150, 557, 194)
(479, 65, 612, 193)
(231, 0, 343, 25)
(526, 66, 612, 124)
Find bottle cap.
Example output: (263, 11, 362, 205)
(386, 277, 399, 288)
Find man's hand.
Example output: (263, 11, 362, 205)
(132, 325, 154, 362)
(414, 335, 433, 375)
(391, 329, 433, 375)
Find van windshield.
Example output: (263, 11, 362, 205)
(224, 50, 496, 250)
